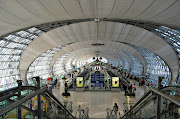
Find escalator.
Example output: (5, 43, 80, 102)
(0, 87, 75, 119)
(0, 78, 179, 119)
(0, 77, 76, 119)
(0, 86, 36, 110)
(120, 86, 180, 119)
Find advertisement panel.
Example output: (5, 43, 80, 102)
(76, 77, 83, 87)
(112, 77, 119, 87)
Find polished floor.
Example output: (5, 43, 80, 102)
(52, 80, 150, 118)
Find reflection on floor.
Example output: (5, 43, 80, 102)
(52, 80, 150, 118)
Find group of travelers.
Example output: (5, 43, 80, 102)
(45, 78, 61, 90)
(119, 69, 155, 88)
(122, 84, 135, 96)
(77, 105, 89, 119)
(118, 70, 136, 96)
(135, 78, 145, 86)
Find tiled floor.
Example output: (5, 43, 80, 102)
(52, 79, 150, 118)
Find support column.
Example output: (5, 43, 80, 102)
(17, 80, 22, 119)
(35, 77, 41, 119)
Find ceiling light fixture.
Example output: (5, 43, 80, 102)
(91, 43, 104, 46)
(94, 18, 100, 22)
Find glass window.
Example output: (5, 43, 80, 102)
(153, 26, 180, 82)
(127, 44, 171, 86)
(124, 52, 143, 75)
(121, 56, 130, 72)
(26, 43, 73, 80)
(0, 27, 44, 91)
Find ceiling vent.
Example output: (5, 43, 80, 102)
(91, 43, 104, 46)
(94, 51, 100, 53)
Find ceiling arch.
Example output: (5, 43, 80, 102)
(52, 50, 131, 75)
(62, 50, 126, 68)
(49, 41, 145, 73)
(0, 0, 180, 90)
(20, 21, 177, 81)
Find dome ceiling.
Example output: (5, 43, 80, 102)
(0, 0, 179, 85)
(20, 21, 178, 80)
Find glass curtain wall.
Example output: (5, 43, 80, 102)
(153, 26, 180, 84)
(72, 57, 78, 68)
(113, 58, 119, 67)
(129, 45, 171, 86)
(27, 43, 74, 80)
(121, 55, 130, 72)
(117, 55, 123, 67)
(53, 53, 70, 77)
(124, 52, 143, 75)
(27, 46, 62, 80)
(0, 27, 43, 91)
(76, 59, 86, 68)
(65, 57, 73, 72)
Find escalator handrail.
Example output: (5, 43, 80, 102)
(46, 90, 76, 119)
(0, 87, 18, 95)
(121, 78, 131, 87)
(0, 86, 37, 96)
(121, 88, 180, 119)
(22, 86, 37, 90)
(116, 72, 131, 87)
(161, 86, 180, 92)
(163, 85, 180, 88)
(0, 93, 18, 102)
(121, 88, 152, 118)
(0, 86, 37, 101)
(0, 87, 76, 119)
(0, 87, 47, 116)
(151, 88, 180, 106)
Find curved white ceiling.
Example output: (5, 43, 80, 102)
(0, 0, 179, 83)
(49, 42, 146, 70)
(20, 21, 178, 81)
(0, 0, 180, 37)
(53, 47, 138, 70)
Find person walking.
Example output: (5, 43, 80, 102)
(163, 100, 168, 118)
(58, 81, 60, 90)
(55, 78, 57, 88)
(113, 103, 119, 119)
(77, 105, 81, 119)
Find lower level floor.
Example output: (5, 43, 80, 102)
(52, 80, 150, 118)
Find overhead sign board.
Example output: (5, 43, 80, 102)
(91, 73, 104, 87)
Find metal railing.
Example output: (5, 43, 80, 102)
(121, 87, 180, 119)
(161, 86, 180, 92)
(0, 87, 47, 116)
(0, 81, 76, 119)
(0, 87, 76, 119)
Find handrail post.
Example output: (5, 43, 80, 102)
(129, 108, 132, 119)
(65, 110, 67, 119)
(157, 77, 163, 119)
(17, 80, 22, 119)
(72, 73, 75, 91)
(35, 77, 41, 119)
